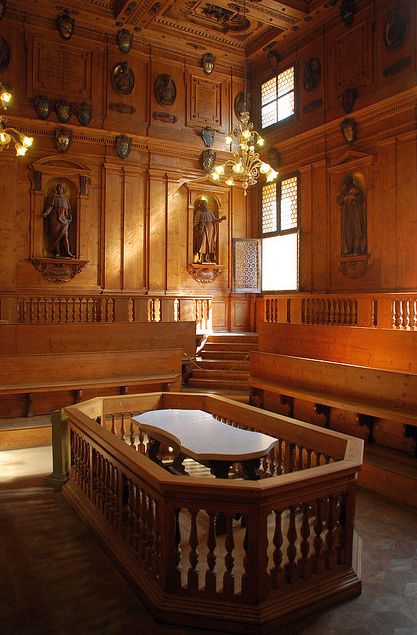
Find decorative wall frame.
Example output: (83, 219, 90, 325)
(117, 28, 133, 53)
(154, 74, 176, 106)
(202, 53, 215, 74)
(0, 0, 6, 20)
(54, 127, 72, 153)
(200, 149, 216, 172)
(0, 36, 10, 71)
(384, 7, 410, 51)
(56, 12, 75, 41)
(55, 100, 72, 123)
(77, 102, 92, 126)
(112, 62, 135, 95)
(340, 118, 357, 144)
(303, 58, 321, 92)
(340, 0, 355, 27)
(34, 95, 51, 120)
(201, 126, 215, 147)
(342, 88, 357, 114)
(267, 50, 280, 72)
(115, 135, 132, 159)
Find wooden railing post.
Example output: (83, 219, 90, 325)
(0, 295, 18, 323)
(113, 297, 131, 322)
(243, 506, 270, 603)
(377, 298, 394, 328)
(44, 409, 69, 489)
(289, 297, 302, 324)
(357, 299, 375, 327)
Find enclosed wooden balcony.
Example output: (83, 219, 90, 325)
(54, 391, 363, 634)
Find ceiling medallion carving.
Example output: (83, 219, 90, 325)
(31, 258, 88, 284)
(176, 1, 250, 33)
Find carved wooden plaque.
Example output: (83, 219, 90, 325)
(190, 76, 221, 126)
(31, 38, 92, 99)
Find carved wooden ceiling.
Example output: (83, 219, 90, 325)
(10, 0, 337, 61)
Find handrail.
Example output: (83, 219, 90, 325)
(57, 391, 363, 632)
(258, 293, 417, 329)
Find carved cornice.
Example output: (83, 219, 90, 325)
(188, 263, 223, 284)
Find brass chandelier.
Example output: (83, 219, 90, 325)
(209, 0, 278, 195)
(210, 110, 278, 195)
(0, 82, 34, 156)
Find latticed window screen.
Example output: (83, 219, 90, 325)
(233, 238, 261, 293)
(261, 183, 277, 233)
(280, 176, 298, 230)
(261, 66, 295, 129)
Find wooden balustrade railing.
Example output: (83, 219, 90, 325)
(53, 391, 362, 633)
(0, 294, 212, 331)
(258, 293, 417, 330)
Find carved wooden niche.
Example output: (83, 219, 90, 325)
(328, 150, 376, 285)
(186, 186, 227, 284)
(30, 157, 91, 283)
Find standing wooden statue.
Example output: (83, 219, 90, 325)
(43, 183, 75, 258)
(337, 174, 367, 256)
(193, 199, 226, 264)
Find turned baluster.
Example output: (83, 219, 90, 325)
(152, 501, 161, 576)
(325, 495, 337, 568)
(111, 465, 119, 529)
(404, 299, 411, 329)
(222, 515, 235, 596)
(315, 450, 322, 467)
(270, 510, 283, 589)
(268, 445, 276, 476)
(187, 510, 199, 591)
(139, 488, 148, 561)
(125, 479, 134, 543)
(174, 508, 182, 589)
(120, 414, 126, 442)
(205, 512, 217, 594)
(297, 445, 304, 471)
(110, 415, 117, 436)
(129, 417, 136, 447)
(312, 498, 325, 573)
(306, 448, 313, 469)
(145, 496, 155, 568)
(276, 439, 284, 475)
(299, 502, 311, 579)
(336, 493, 346, 565)
(134, 484, 141, 553)
(285, 506, 298, 583)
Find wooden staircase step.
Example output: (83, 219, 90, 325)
(196, 359, 250, 370)
(191, 369, 249, 380)
(200, 350, 251, 360)
(203, 342, 258, 352)
(207, 334, 258, 343)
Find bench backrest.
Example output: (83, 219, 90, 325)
(250, 351, 417, 412)
(0, 348, 182, 384)
(0, 322, 196, 359)
(257, 322, 417, 373)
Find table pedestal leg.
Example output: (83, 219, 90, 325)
(242, 457, 261, 480)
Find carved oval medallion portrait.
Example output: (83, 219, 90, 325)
(303, 57, 321, 92)
(54, 127, 72, 153)
(384, 7, 410, 51)
(34, 95, 51, 120)
(55, 100, 72, 124)
(56, 12, 75, 41)
(112, 62, 135, 95)
(0, 36, 10, 71)
(116, 28, 133, 53)
(234, 92, 251, 119)
(77, 102, 92, 126)
(154, 74, 176, 106)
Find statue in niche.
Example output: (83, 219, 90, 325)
(193, 198, 226, 264)
(337, 174, 367, 256)
(43, 183, 75, 258)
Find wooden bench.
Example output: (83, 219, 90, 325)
(0, 321, 196, 360)
(0, 348, 182, 418)
(249, 352, 417, 456)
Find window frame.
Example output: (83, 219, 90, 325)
(260, 64, 297, 131)
(260, 172, 300, 293)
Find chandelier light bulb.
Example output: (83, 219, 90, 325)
(225, 177, 234, 187)
(259, 162, 270, 174)
(214, 164, 225, 175)
(266, 169, 279, 182)
(23, 135, 34, 147)
(242, 128, 251, 140)
(15, 144, 27, 156)
(249, 145, 255, 152)
(257, 137, 265, 147)
(240, 142, 248, 151)
(225, 135, 233, 145)
(211, 171, 220, 180)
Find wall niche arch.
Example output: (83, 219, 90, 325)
(30, 157, 91, 283)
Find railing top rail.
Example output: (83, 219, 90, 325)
(65, 402, 362, 504)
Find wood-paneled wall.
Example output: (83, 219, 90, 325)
(253, 0, 417, 293)
(0, 6, 254, 330)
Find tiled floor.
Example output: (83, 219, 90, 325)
(0, 446, 417, 635)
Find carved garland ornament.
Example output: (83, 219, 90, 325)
(188, 263, 222, 284)
(31, 258, 88, 284)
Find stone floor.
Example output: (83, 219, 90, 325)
(0, 446, 417, 635)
